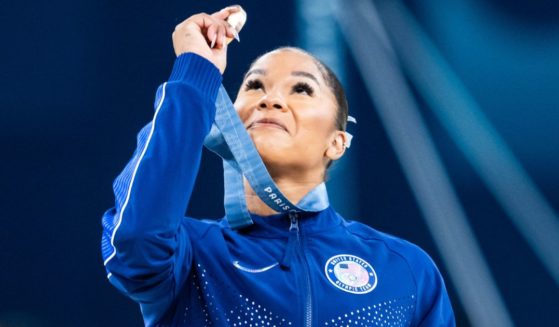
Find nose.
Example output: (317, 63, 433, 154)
(257, 94, 285, 111)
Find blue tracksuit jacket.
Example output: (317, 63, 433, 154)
(101, 53, 456, 326)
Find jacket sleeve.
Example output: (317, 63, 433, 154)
(100, 53, 222, 321)
(411, 250, 456, 327)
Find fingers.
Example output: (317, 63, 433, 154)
(211, 5, 242, 45)
(216, 25, 226, 49)
(210, 21, 237, 49)
(216, 24, 238, 48)
(207, 21, 230, 49)
(175, 12, 236, 50)
(206, 23, 218, 48)
(211, 5, 241, 20)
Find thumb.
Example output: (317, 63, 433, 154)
(211, 5, 241, 20)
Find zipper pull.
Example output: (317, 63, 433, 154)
(280, 212, 299, 270)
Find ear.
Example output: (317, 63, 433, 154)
(325, 130, 347, 161)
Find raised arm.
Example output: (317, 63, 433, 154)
(100, 9, 238, 324)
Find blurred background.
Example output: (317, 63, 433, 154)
(1, 0, 558, 326)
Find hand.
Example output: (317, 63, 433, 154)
(172, 6, 241, 74)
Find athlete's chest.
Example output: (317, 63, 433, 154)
(180, 230, 417, 326)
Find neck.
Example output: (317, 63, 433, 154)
(244, 173, 323, 216)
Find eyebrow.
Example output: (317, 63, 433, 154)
(244, 69, 320, 85)
(244, 69, 266, 80)
(291, 71, 320, 85)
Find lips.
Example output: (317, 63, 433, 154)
(247, 118, 288, 132)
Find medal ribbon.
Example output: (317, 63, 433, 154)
(203, 86, 330, 229)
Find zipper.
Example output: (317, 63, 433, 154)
(279, 213, 299, 269)
(288, 212, 313, 327)
(289, 212, 299, 234)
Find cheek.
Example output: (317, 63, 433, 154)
(293, 117, 335, 157)
(296, 108, 337, 140)
(234, 98, 253, 123)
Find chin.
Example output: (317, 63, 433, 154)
(250, 134, 291, 162)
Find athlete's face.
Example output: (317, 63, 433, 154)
(234, 49, 346, 178)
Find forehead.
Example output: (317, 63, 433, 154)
(248, 50, 324, 81)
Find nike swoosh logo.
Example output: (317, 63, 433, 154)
(232, 260, 279, 273)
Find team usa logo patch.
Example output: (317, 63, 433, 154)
(324, 254, 378, 294)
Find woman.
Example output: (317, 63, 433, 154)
(101, 6, 455, 327)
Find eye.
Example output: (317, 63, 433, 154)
(244, 79, 264, 91)
(292, 82, 314, 96)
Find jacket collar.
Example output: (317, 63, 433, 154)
(236, 206, 343, 237)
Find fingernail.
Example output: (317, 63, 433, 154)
(210, 35, 217, 48)
(221, 35, 226, 47)
(232, 29, 240, 42)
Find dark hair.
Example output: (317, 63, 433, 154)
(247, 47, 349, 171)
(313, 57, 349, 133)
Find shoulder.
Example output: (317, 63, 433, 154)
(181, 215, 229, 240)
(341, 217, 440, 279)
(341, 217, 454, 324)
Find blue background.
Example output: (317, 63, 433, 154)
(1, 0, 557, 326)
